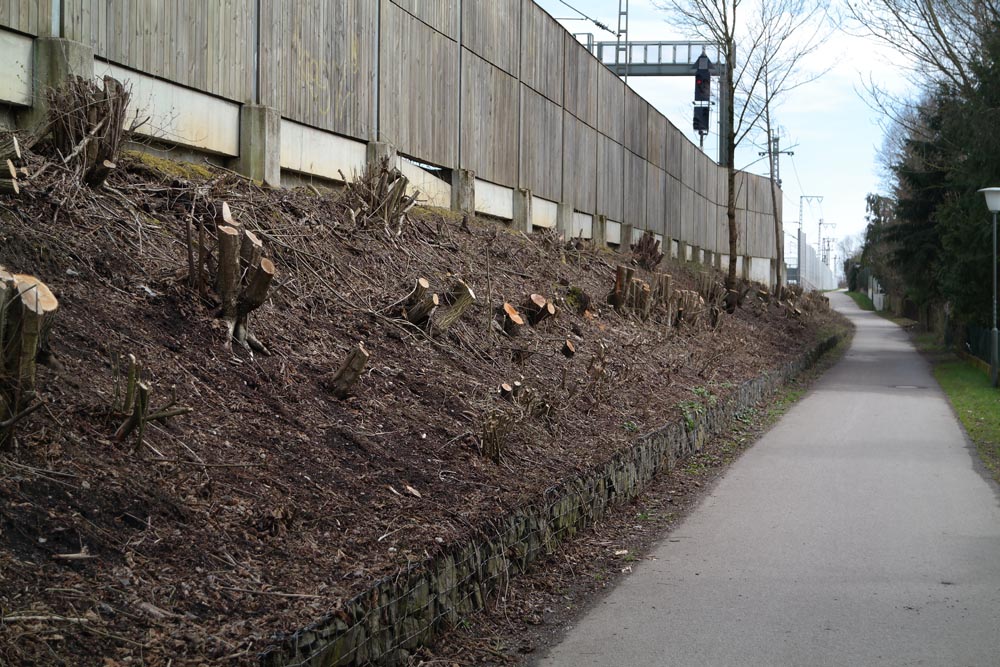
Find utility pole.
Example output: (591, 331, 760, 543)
(798, 195, 823, 280)
(818, 219, 836, 264)
(759, 137, 793, 189)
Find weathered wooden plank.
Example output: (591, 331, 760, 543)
(596, 133, 622, 221)
(520, 0, 563, 104)
(61, 0, 254, 102)
(624, 150, 645, 228)
(378, 1, 458, 166)
(260, 0, 377, 139)
(647, 109, 668, 170)
(563, 32, 598, 128)
(461, 0, 518, 77)
(460, 50, 518, 187)
(624, 88, 647, 158)
(563, 111, 597, 213)
(596, 63, 624, 143)
(519, 84, 562, 201)
(645, 164, 666, 236)
(666, 175, 682, 240)
(391, 0, 458, 39)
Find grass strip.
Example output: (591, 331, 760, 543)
(844, 290, 875, 311)
(933, 359, 1000, 483)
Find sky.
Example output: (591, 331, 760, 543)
(533, 0, 912, 271)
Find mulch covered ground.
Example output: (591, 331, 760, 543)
(0, 147, 842, 666)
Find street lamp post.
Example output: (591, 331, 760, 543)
(977, 187, 1000, 387)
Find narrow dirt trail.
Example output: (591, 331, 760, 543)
(537, 291, 1000, 666)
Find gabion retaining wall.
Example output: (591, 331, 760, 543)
(260, 334, 841, 667)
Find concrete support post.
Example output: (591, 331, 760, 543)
(770, 258, 778, 289)
(742, 256, 752, 281)
(556, 202, 573, 240)
(704, 250, 714, 269)
(234, 104, 281, 187)
(621, 223, 635, 250)
(678, 240, 690, 263)
(513, 188, 533, 234)
(451, 169, 475, 214)
(366, 141, 398, 169)
(715, 253, 724, 270)
(19, 37, 95, 131)
(593, 215, 608, 248)
(692, 245, 702, 265)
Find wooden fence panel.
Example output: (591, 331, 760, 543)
(647, 109, 668, 170)
(63, 0, 253, 103)
(519, 84, 562, 201)
(519, 0, 563, 104)
(596, 133, 622, 221)
(260, 0, 376, 138)
(624, 88, 647, 158)
(391, 0, 458, 39)
(624, 150, 645, 228)
(563, 33, 598, 128)
(379, 1, 458, 167)
(461, 0, 519, 77)
(666, 175, 681, 240)
(563, 111, 597, 212)
(596, 64, 623, 143)
(460, 50, 518, 186)
(646, 164, 666, 236)
(0, 0, 47, 35)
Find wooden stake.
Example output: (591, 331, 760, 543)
(329, 343, 370, 399)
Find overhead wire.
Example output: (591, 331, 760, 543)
(554, 0, 618, 34)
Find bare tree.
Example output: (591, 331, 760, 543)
(844, 0, 1000, 95)
(656, 0, 830, 306)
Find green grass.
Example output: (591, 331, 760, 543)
(933, 360, 1000, 483)
(844, 291, 875, 311)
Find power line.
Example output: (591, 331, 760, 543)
(555, 0, 617, 34)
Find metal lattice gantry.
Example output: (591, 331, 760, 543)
(591, 40, 726, 77)
(588, 39, 730, 166)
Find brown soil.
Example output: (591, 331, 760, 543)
(0, 147, 844, 666)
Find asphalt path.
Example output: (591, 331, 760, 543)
(537, 291, 1000, 666)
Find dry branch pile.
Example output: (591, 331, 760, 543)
(44, 75, 132, 188)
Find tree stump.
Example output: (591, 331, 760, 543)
(435, 279, 476, 330)
(329, 343, 371, 399)
(500, 302, 524, 336)
(1, 272, 58, 448)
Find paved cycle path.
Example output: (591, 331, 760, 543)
(537, 291, 1000, 666)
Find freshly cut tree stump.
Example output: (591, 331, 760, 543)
(405, 278, 430, 309)
(239, 229, 263, 272)
(500, 302, 524, 336)
(1, 272, 59, 448)
(499, 382, 514, 401)
(235, 258, 276, 354)
(435, 279, 476, 330)
(524, 293, 555, 326)
(561, 339, 576, 358)
(329, 343, 371, 399)
(407, 293, 438, 326)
